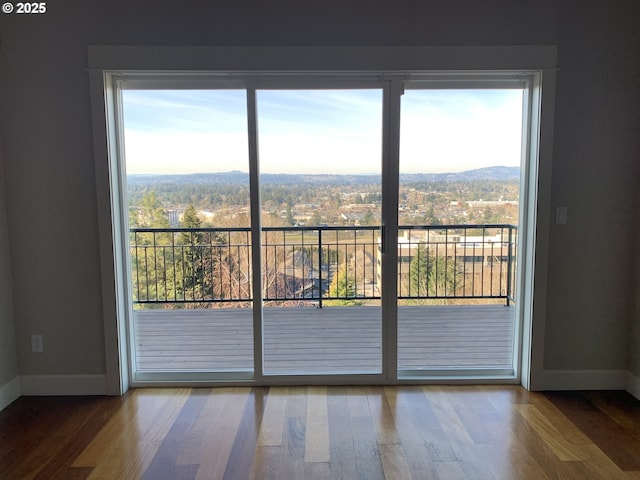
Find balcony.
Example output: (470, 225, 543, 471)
(129, 224, 517, 374)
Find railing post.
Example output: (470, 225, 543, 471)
(506, 226, 513, 306)
(318, 229, 323, 308)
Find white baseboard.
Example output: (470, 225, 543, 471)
(20, 374, 107, 396)
(0, 376, 21, 411)
(627, 372, 640, 400)
(5, 371, 639, 402)
(538, 369, 628, 391)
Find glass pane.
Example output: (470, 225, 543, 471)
(397, 88, 523, 373)
(122, 89, 254, 373)
(257, 89, 383, 375)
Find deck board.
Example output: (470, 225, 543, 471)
(134, 305, 514, 373)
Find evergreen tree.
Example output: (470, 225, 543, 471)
(425, 206, 441, 226)
(409, 244, 430, 297)
(139, 191, 169, 228)
(179, 205, 207, 301)
(409, 244, 461, 300)
(285, 204, 295, 226)
(428, 255, 460, 298)
(129, 191, 170, 304)
(325, 264, 361, 306)
(180, 205, 202, 244)
(306, 210, 323, 227)
(362, 209, 375, 226)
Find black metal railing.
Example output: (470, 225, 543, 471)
(130, 224, 516, 306)
(396, 224, 517, 305)
(130, 227, 253, 304)
(261, 226, 381, 307)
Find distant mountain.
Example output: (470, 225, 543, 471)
(127, 170, 249, 185)
(127, 166, 520, 186)
(400, 166, 520, 183)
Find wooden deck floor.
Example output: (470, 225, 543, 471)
(134, 305, 514, 374)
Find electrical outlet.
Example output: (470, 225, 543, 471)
(31, 334, 43, 353)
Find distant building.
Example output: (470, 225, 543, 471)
(450, 200, 519, 207)
(167, 209, 181, 227)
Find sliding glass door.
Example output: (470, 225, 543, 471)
(112, 73, 534, 383)
(256, 88, 383, 375)
(122, 88, 255, 376)
(397, 85, 525, 377)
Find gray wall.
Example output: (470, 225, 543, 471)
(542, 2, 640, 372)
(0, 0, 638, 382)
(632, 185, 640, 378)
(0, 137, 18, 386)
(633, 246, 640, 377)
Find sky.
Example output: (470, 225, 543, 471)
(122, 88, 523, 175)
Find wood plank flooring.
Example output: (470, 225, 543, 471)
(135, 305, 514, 373)
(2, 386, 640, 479)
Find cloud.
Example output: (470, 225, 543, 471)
(122, 88, 523, 175)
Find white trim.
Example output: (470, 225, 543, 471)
(246, 88, 264, 379)
(89, 71, 129, 396)
(20, 375, 107, 396)
(88, 46, 557, 72)
(0, 376, 21, 411)
(526, 70, 557, 391)
(514, 74, 541, 390)
(538, 369, 627, 391)
(381, 80, 401, 379)
(627, 372, 640, 400)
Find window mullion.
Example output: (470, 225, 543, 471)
(381, 79, 402, 381)
(246, 87, 264, 380)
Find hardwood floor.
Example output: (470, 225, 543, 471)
(1, 386, 640, 479)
